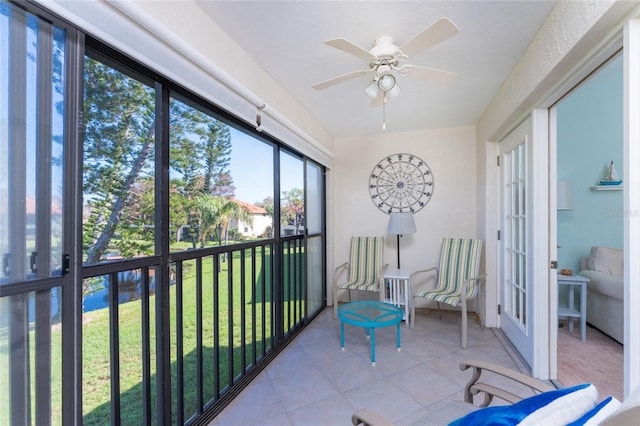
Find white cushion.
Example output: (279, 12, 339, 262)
(518, 383, 597, 425)
(593, 247, 623, 276)
(567, 396, 621, 426)
(448, 384, 597, 426)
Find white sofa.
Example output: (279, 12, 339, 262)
(579, 246, 623, 344)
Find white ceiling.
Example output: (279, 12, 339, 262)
(196, 1, 556, 138)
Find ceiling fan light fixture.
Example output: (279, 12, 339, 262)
(364, 80, 379, 98)
(377, 73, 396, 92)
(388, 82, 401, 97)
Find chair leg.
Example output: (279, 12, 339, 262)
(460, 295, 470, 349)
(333, 285, 339, 319)
(436, 302, 442, 320)
(410, 297, 416, 330)
(476, 294, 485, 331)
(461, 306, 468, 349)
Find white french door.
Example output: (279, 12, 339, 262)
(498, 113, 551, 378)
(499, 117, 534, 368)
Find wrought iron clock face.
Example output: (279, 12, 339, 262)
(369, 153, 434, 214)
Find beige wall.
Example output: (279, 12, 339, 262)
(332, 126, 477, 306)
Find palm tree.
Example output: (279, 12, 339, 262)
(193, 195, 225, 248)
(193, 196, 253, 248)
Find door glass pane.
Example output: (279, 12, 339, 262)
(0, 3, 66, 424)
(280, 151, 304, 237)
(82, 56, 155, 265)
(1, 3, 65, 285)
(503, 142, 527, 330)
(305, 162, 322, 235)
(306, 236, 323, 316)
(0, 290, 63, 425)
(305, 161, 324, 316)
(169, 96, 274, 252)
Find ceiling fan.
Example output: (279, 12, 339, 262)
(312, 17, 460, 107)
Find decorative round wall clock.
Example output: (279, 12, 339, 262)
(368, 153, 434, 214)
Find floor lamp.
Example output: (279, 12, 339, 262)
(387, 212, 417, 269)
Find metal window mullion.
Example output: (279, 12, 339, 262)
(109, 272, 121, 425)
(291, 240, 300, 329)
(196, 257, 203, 413)
(227, 254, 233, 386)
(240, 249, 246, 374)
(273, 150, 283, 345)
(260, 245, 266, 356)
(175, 261, 184, 424)
(270, 242, 277, 348)
(288, 242, 292, 332)
(35, 18, 54, 426)
(251, 247, 257, 365)
(35, 19, 53, 276)
(61, 22, 83, 426)
(35, 288, 52, 426)
(154, 83, 171, 426)
(299, 239, 304, 324)
(213, 254, 220, 398)
(141, 267, 151, 426)
(298, 240, 302, 325)
(8, 9, 30, 425)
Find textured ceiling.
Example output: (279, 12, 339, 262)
(196, 1, 556, 138)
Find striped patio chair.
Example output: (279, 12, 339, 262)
(410, 238, 486, 349)
(333, 236, 387, 319)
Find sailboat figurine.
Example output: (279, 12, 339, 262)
(600, 160, 622, 185)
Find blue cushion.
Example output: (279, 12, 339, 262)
(449, 384, 597, 426)
(567, 396, 621, 426)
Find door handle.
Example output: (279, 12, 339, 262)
(550, 260, 558, 269)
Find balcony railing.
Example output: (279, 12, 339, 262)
(77, 236, 306, 424)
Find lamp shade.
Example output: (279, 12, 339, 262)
(557, 180, 574, 210)
(387, 212, 417, 235)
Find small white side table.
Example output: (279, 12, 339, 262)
(382, 268, 412, 324)
(558, 274, 589, 342)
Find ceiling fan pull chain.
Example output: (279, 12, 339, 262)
(382, 92, 387, 130)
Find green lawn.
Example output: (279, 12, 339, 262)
(82, 249, 276, 425)
(0, 244, 306, 425)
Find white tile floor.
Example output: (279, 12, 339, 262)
(211, 307, 530, 426)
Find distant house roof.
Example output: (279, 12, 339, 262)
(232, 198, 268, 215)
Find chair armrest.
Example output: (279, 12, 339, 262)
(410, 267, 437, 279)
(351, 409, 395, 426)
(466, 273, 487, 283)
(378, 263, 389, 277)
(461, 273, 487, 299)
(459, 359, 555, 407)
(334, 262, 349, 282)
(375, 263, 390, 294)
(410, 267, 437, 294)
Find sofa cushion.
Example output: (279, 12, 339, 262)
(580, 270, 623, 300)
(592, 246, 623, 276)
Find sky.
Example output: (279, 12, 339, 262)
(228, 127, 304, 205)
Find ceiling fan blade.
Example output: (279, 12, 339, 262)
(325, 38, 372, 60)
(404, 65, 456, 85)
(399, 17, 460, 57)
(312, 69, 371, 90)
